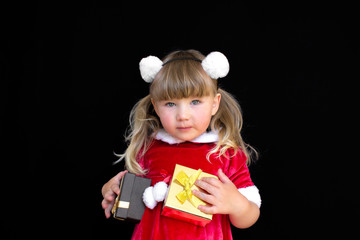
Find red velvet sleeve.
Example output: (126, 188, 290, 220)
(225, 149, 254, 189)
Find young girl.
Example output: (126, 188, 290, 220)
(101, 49, 261, 239)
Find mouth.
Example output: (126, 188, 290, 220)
(177, 127, 192, 131)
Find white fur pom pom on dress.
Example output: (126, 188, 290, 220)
(142, 181, 169, 209)
(152, 181, 168, 202)
(201, 51, 230, 79)
(139, 56, 163, 83)
(143, 186, 157, 209)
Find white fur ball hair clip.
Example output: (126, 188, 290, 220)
(139, 56, 163, 83)
(201, 51, 230, 79)
(142, 181, 168, 209)
(139, 51, 230, 83)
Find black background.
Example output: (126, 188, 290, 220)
(3, 1, 358, 239)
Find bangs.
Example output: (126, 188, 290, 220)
(150, 59, 217, 101)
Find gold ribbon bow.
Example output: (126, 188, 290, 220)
(175, 169, 206, 208)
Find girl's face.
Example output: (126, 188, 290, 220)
(152, 94, 221, 142)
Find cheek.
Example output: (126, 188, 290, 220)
(194, 109, 212, 127)
(157, 111, 174, 128)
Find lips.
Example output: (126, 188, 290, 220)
(177, 126, 192, 130)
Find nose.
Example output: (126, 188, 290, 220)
(176, 105, 190, 121)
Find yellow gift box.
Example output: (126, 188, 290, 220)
(161, 164, 218, 227)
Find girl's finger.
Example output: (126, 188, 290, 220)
(104, 204, 113, 219)
(192, 189, 216, 205)
(101, 199, 108, 210)
(217, 168, 231, 184)
(199, 176, 222, 188)
(114, 170, 128, 182)
(102, 198, 115, 219)
(104, 191, 115, 202)
(198, 204, 217, 215)
(195, 179, 218, 196)
(111, 183, 121, 196)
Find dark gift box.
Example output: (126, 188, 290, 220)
(111, 172, 152, 222)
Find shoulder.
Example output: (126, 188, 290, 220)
(219, 147, 249, 178)
(221, 147, 247, 165)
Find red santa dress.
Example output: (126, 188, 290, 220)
(131, 129, 261, 240)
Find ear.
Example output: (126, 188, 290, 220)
(211, 93, 221, 116)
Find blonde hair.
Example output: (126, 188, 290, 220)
(117, 50, 257, 175)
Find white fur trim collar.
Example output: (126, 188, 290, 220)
(154, 129, 219, 144)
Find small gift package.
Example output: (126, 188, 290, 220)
(162, 164, 218, 227)
(112, 172, 152, 222)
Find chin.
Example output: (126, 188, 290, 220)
(177, 135, 198, 142)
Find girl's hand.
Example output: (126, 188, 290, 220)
(193, 168, 260, 228)
(193, 169, 247, 215)
(101, 170, 128, 218)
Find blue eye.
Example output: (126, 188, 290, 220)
(191, 100, 200, 105)
(165, 102, 176, 107)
